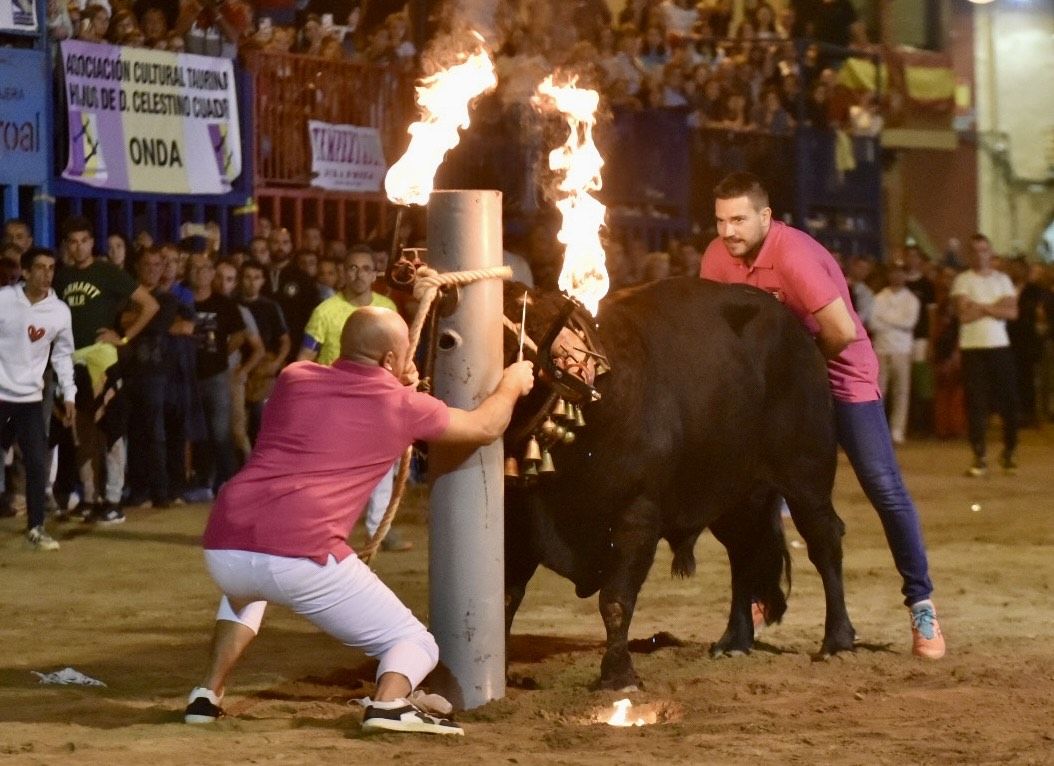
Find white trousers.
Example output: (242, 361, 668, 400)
(878, 352, 912, 442)
(364, 461, 397, 537)
(204, 549, 439, 689)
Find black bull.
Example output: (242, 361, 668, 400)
(500, 277, 856, 690)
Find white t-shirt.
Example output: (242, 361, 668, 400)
(949, 269, 1015, 349)
(661, 1, 698, 36)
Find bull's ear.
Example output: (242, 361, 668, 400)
(720, 303, 760, 337)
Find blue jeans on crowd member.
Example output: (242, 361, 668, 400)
(192, 371, 237, 493)
(126, 374, 169, 504)
(0, 401, 48, 530)
(834, 398, 934, 607)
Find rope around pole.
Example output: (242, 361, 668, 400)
(358, 264, 513, 565)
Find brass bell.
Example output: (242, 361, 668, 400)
(553, 424, 567, 441)
(540, 417, 557, 438)
(562, 429, 576, 444)
(523, 435, 542, 463)
(539, 449, 555, 473)
(552, 398, 567, 419)
(523, 461, 539, 478)
(504, 456, 520, 478)
(575, 406, 586, 427)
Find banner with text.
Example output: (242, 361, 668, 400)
(0, 48, 47, 185)
(0, 0, 37, 32)
(308, 120, 386, 193)
(60, 40, 241, 194)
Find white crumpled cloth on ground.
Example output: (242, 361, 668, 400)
(32, 667, 107, 687)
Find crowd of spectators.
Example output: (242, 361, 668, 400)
(0, 214, 424, 527)
(47, 0, 417, 65)
(3, 214, 1054, 530)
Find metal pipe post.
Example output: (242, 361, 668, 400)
(426, 189, 505, 710)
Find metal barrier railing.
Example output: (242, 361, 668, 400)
(242, 51, 415, 187)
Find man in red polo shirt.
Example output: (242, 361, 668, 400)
(185, 307, 534, 734)
(700, 172, 945, 660)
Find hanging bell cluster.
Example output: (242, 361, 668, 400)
(504, 398, 584, 482)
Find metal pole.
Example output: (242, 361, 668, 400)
(426, 189, 505, 710)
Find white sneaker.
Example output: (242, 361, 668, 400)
(362, 699, 464, 736)
(25, 525, 60, 551)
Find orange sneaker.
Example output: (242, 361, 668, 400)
(910, 600, 946, 659)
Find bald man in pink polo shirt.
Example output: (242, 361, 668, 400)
(700, 172, 944, 661)
(185, 307, 534, 735)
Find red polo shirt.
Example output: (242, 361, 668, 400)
(700, 221, 880, 403)
(203, 360, 449, 563)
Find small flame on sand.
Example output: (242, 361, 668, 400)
(385, 34, 497, 206)
(534, 76, 610, 316)
(606, 698, 654, 727)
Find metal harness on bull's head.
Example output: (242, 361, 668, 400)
(505, 291, 610, 484)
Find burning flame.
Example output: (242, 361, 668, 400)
(534, 76, 610, 316)
(384, 35, 497, 206)
(606, 698, 654, 727)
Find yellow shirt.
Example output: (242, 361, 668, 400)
(302, 292, 397, 366)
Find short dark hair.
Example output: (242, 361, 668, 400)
(62, 215, 93, 240)
(3, 218, 29, 234)
(240, 259, 266, 276)
(21, 246, 56, 272)
(178, 235, 208, 255)
(714, 172, 770, 210)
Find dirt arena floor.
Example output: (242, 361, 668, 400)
(2, 427, 1052, 765)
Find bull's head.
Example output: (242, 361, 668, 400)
(501, 283, 610, 483)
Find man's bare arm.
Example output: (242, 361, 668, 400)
(432, 362, 535, 446)
(813, 297, 857, 359)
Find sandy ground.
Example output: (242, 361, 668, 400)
(1, 427, 1053, 765)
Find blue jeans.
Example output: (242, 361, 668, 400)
(126, 374, 169, 503)
(835, 399, 933, 606)
(0, 400, 47, 530)
(193, 371, 237, 492)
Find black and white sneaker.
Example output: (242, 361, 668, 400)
(92, 505, 126, 525)
(184, 687, 223, 724)
(362, 699, 464, 736)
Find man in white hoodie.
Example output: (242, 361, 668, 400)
(0, 248, 77, 550)
(870, 260, 920, 444)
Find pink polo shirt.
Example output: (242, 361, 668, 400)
(700, 221, 880, 403)
(203, 360, 449, 563)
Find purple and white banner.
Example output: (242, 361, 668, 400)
(308, 120, 386, 193)
(60, 40, 241, 194)
(0, 0, 37, 33)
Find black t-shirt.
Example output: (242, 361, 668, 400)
(242, 296, 288, 355)
(905, 275, 935, 339)
(272, 264, 320, 356)
(126, 288, 184, 375)
(54, 259, 138, 349)
(192, 293, 245, 379)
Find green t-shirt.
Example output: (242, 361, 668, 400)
(303, 292, 397, 366)
(55, 260, 138, 349)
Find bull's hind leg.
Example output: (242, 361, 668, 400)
(782, 493, 856, 657)
(709, 489, 788, 658)
(596, 497, 661, 691)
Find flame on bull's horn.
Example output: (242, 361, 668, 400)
(384, 33, 497, 206)
(534, 75, 610, 316)
(606, 698, 652, 727)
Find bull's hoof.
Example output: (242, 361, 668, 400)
(593, 669, 643, 692)
(816, 626, 857, 659)
(709, 630, 753, 659)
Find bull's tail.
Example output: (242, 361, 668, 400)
(753, 497, 792, 625)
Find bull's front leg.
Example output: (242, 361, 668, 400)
(596, 498, 661, 691)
